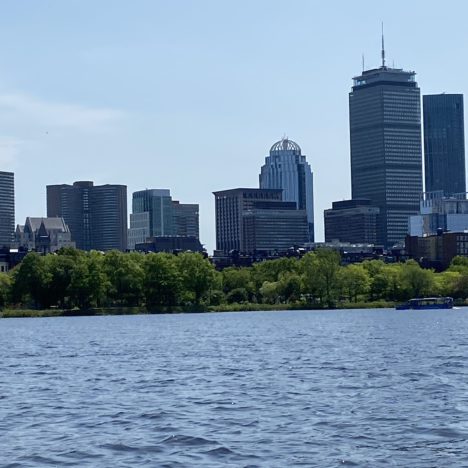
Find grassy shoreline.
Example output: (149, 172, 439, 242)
(0, 301, 398, 318)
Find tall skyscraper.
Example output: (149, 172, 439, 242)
(0, 171, 15, 247)
(349, 43, 423, 248)
(213, 188, 309, 253)
(423, 94, 465, 195)
(259, 138, 314, 241)
(47, 181, 127, 251)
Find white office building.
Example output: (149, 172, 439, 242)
(409, 191, 468, 236)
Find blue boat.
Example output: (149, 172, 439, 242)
(395, 297, 454, 310)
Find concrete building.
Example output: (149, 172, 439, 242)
(349, 47, 423, 248)
(47, 181, 127, 251)
(0, 171, 15, 247)
(16, 217, 75, 253)
(128, 189, 200, 250)
(213, 188, 309, 254)
(324, 199, 380, 244)
(259, 138, 314, 241)
(409, 191, 468, 237)
(423, 94, 465, 195)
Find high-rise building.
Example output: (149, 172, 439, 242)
(213, 188, 309, 254)
(259, 138, 314, 241)
(128, 189, 200, 250)
(349, 47, 423, 248)
(0, 171, 14, 247)
(131, 189, 174, 238)
(324, 199, 380, 245)
(47, 181, 127, 251)
(172, 201, 199, 238)
(423, 94, 465, 195)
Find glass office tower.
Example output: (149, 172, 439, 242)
(423, 94, 465, 195)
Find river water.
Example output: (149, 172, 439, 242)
(1, 309, 468, 467)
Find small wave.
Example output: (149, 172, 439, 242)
(203, 446, 236, 455)
(339, 459, 360, 466)
(160, 434, 218, 446)
(101, 442, 164, 454)
(140, 411, 168, 420)
(101, 443, 141, 452)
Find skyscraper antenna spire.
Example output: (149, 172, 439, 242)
(362, 53, 365, 72)
(381, 22, 386, 68)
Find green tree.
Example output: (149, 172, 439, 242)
(175, 253, 216, 305)
(301, 249, 341, 307)
(276, 272, 302, 303)
(222, 267, 255, 301)
(399, 260, 435, 299)
(362, 259, 386, 277)
(259, 281, 280, 304)
(68, 252, 108, 309)
(144, 253, 182, 308)
(453, 273, 468, 299)
(0, 273, 11, 308)
(226, 287, 248, 304)
(383, 264, 405, 301)
(251, 257, 299, 291)
(11, 252, 51, 308)
(222, 267, 252, 291)
(339, 264, 370, 302)
(449, 256, 468, 272)
(434, 270, 461, 298)
(46, 253, 78, 308)
(103, 251, 144, 306)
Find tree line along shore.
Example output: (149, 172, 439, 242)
(1, 248, 468, 318)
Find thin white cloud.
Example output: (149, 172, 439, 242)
(0, 92, 124, 130)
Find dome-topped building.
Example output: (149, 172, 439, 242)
(259, 137, 314, 241)
(269, 138, 302, 154)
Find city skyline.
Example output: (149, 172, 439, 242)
(1, 2, 468, 252)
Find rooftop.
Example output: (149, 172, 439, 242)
(270, 138, 301, 154)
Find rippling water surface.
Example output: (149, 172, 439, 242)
(2, 309, 468, 467)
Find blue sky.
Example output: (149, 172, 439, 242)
(0, 1, 466, 251)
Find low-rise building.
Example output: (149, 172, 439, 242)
(324, 199, 380, 244)
(135, 236, 204, 253)
(0, 247, 28, 272)
(16, 217, 75, 254)
(406, 231, 468, 270)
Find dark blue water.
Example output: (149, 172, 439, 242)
(1, 309, 468, 467)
